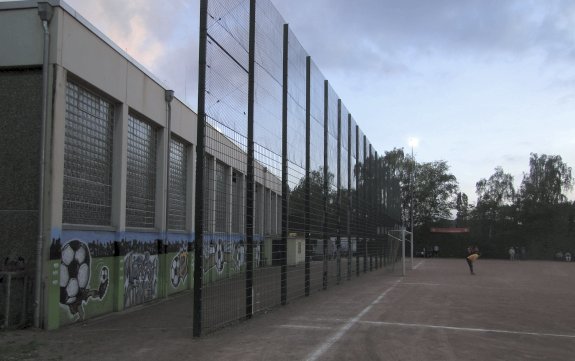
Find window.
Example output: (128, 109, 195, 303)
(255, 183, 263, 235)
(168, 137, 187, 230)
(215, 161, 227, 233)
(270, 191, 277, 235)
(126, 114, 157, 228)
(265, 188, 271, 234)
(203, 155, 214, 232)
(277, 193, 282, 235)
(63, 81, 114, 225)
(232, 170, 243, 233)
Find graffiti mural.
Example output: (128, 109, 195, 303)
(170, 247, 189, 288)
(204, 239, 226, 275)
(215, 239, 225, 273)
(254, 242, 261, 267)
(203, 238, 254, 278)
(233, 241, 245, 271)
(60, 240, 109, 320)
(124, 251, 158, 308)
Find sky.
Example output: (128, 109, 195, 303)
(25, 0, 575, 202)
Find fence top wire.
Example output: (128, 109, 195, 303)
(205, 0, 393, 168)
(207, 0, 250, 69)
(203, 0, 400, 221)
(309, 60, 325, 127)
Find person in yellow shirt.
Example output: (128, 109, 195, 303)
(466, 246, 480, 275)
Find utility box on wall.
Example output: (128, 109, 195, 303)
(267, 238, 305, 267)
(287, 238, 305, 266)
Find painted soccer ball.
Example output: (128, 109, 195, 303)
(215, 240, 224, 273)
(233, 243, 245, 270)
(60, 240, 91, 305)
(170, 257, 180, 287)
(100, 266, 109, 284)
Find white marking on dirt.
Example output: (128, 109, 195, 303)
(278, 324, 334, 330)
(413, 260, 425, 269)
(304, 280, 401, 361)
(359, 321, 575, 339)
(400, 282, 440, 286)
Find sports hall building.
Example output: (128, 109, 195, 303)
(0, 0, 280, 330)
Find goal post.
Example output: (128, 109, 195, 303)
(387, 227, 414, 276)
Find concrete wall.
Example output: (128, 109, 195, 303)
(0, 7, 44, 67)
(0, 69, 42, 271)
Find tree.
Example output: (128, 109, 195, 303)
(377, 150, 460, 227)
(379, 148, 405, 225)
(476, 166, 516, 207)
(413, 160, 459, 226)
(473, 167, 515, 241)
(515, 154, 573, 257)
(455, 192, 472, 226)
(475, 166, 515, 223)
(520, 153, 573, 205)
(287, 168, 335, 237)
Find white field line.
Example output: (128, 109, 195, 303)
(413, 260, 425, 269)
(304, 280, 401, 361)
(278, 324, 334, 330)
(359, 321, 575, 339)
(400, 282, 441, 286)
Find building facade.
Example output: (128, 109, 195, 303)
(0, 0, 280, 330)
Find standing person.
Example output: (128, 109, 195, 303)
(466, 246, 480, 275)
(520, 246, 527, 260)
(508, 246, 515, 261)
(433, 245, 439, 257)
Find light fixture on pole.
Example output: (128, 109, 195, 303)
(407, 137, 418, 269)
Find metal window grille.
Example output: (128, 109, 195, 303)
(276, 192, 281, 236)
(203, 155, 214, 232)
(168, 137, 187, 230)
(270, 191, 277, 235)
(63, 81, 114, 225)
(255, 183, 262, 236)
(126, 114, 157, 228)
(215, 161, 227, 233)
(265, 188, 271, 234)
(232, 170, 243, 233)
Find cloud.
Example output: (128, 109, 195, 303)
(56, 0, 574, 202)
(272, 0, 575, 75)
(65, 0, 199, 106)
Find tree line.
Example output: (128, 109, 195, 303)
(399, 151, 574, 259)
(283, 149, 573, 260)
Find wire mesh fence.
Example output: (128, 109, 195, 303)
(195, 0, 402, 336)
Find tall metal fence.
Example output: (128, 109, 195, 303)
(193, 0, 402, 336)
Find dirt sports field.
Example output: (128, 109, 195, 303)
(2, 258, 575, 361)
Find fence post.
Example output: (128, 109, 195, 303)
(336, 99, 342, 284)
(193, 0, 208, 338)
(245, 0, 256, 319)
(322, 80, 329, 290)
(304, 56, 311, 296)
(280, 23, 289, 305)
(347, 113, 352, 280)
(374, 150, 378, 270)
(355, 124, 360, 277)
(363, 135, 367, 274)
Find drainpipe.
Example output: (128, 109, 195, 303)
(35, 2, 53, 329)
(164, 90, 174, 290)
